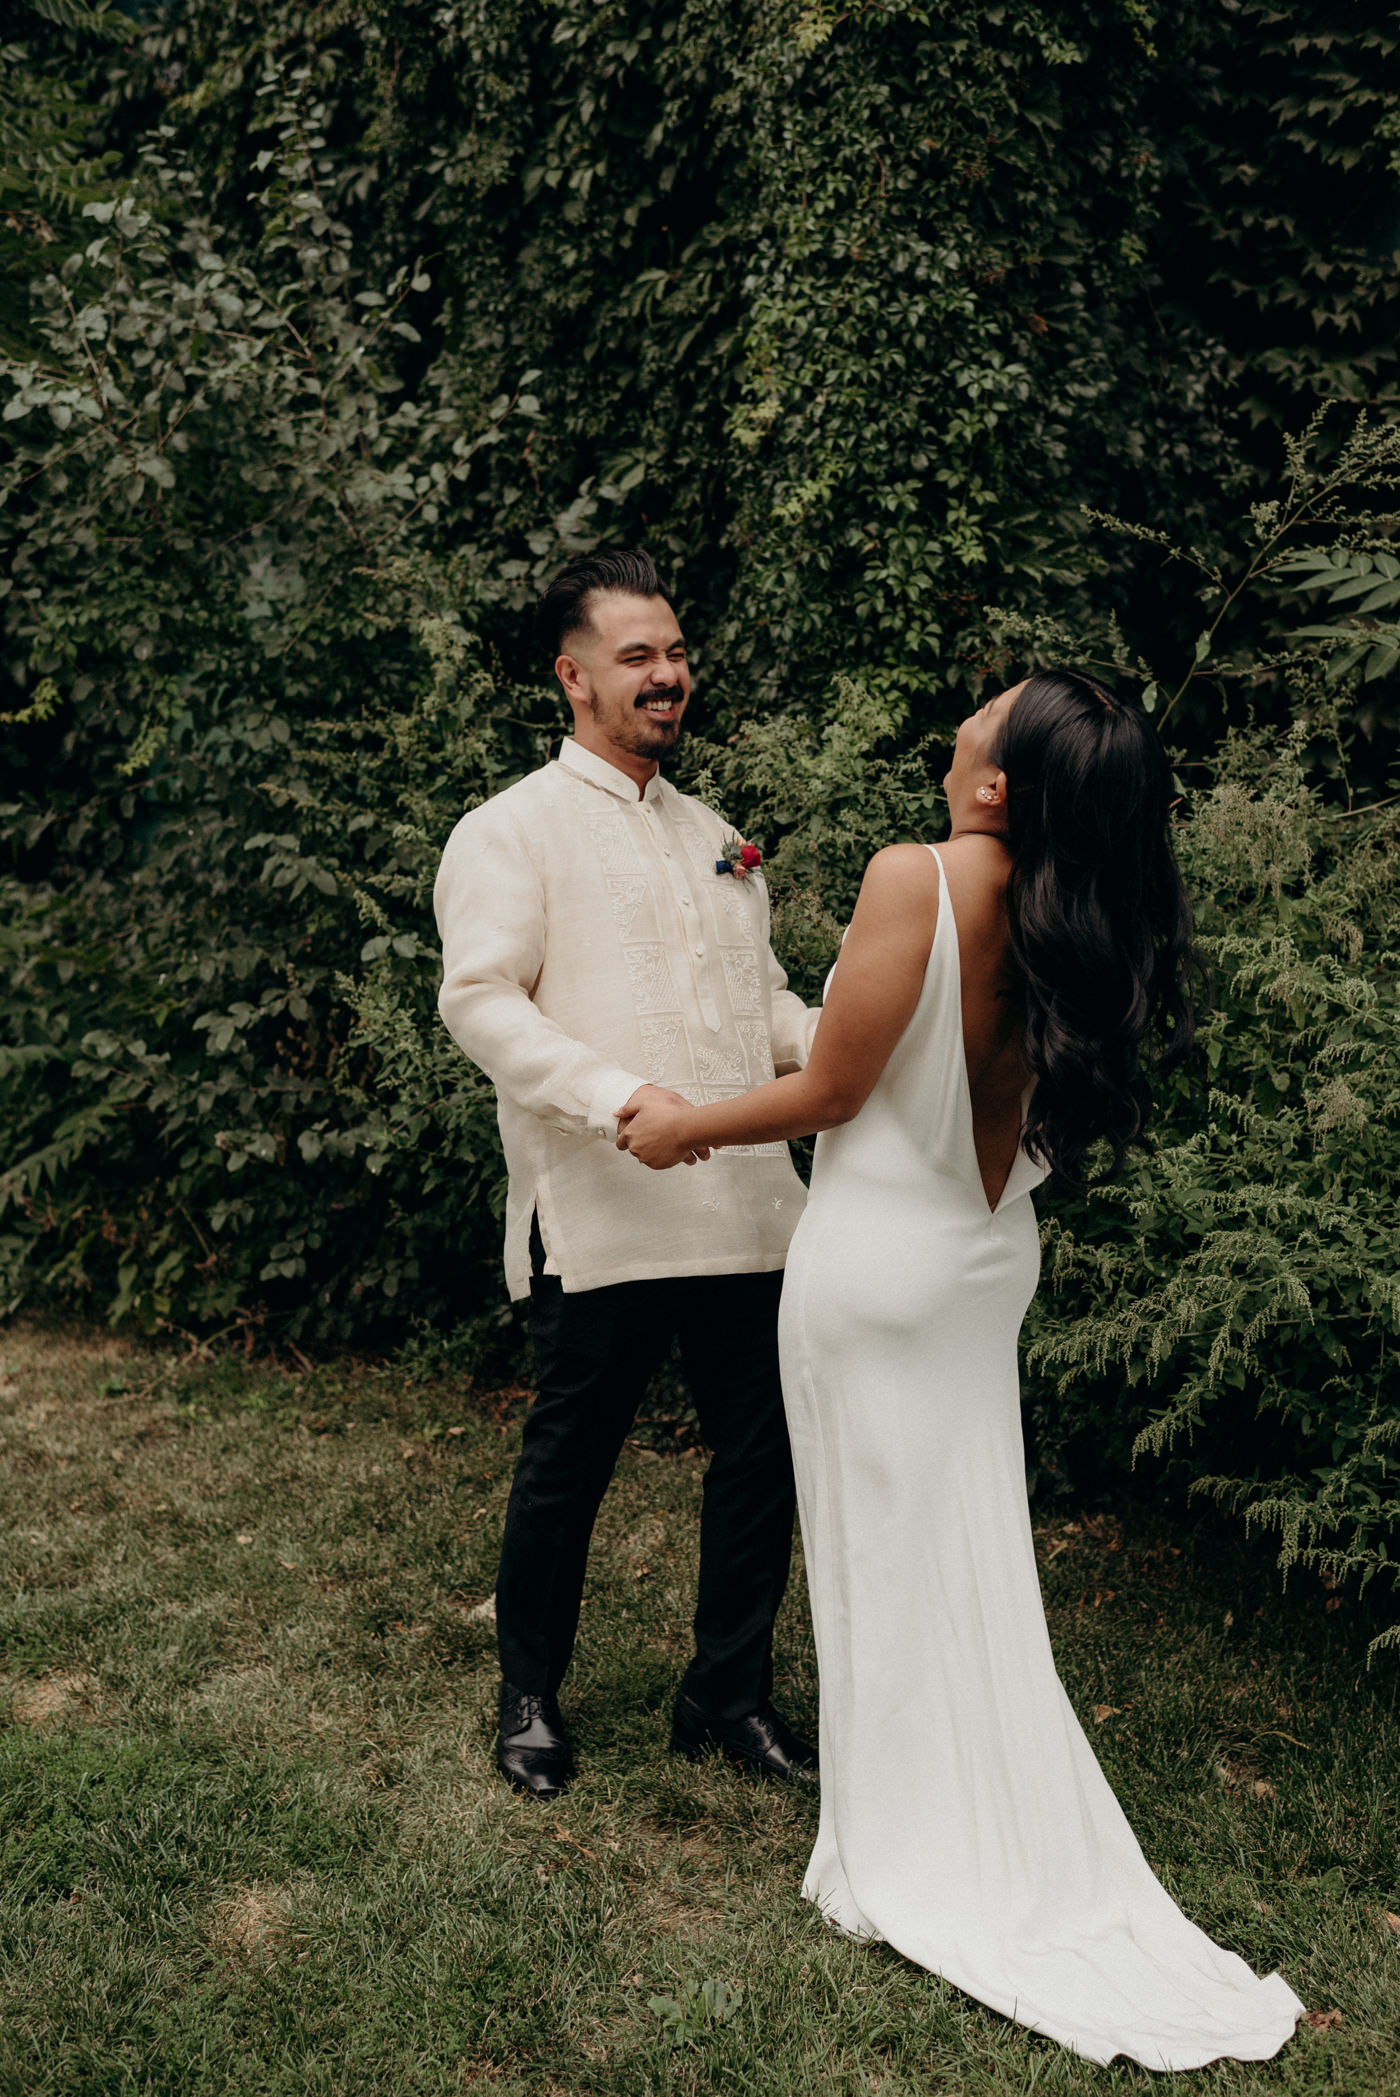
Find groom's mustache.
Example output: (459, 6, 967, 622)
(635, 684, 686, 711)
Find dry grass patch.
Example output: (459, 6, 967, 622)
(188, 1661, 338, 1725)
(7, 1670, 103, 1726)
(209, 1879, 308, 1960)
(0, 1322, 136, 1379)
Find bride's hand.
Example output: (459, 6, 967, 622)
(615, 1091, 711, 1169)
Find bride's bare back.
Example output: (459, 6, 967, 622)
(935, 833, 1030, 1209)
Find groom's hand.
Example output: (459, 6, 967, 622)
(615, 1083, 690, 1124)
(615, 1086, 710, 1168)
(615, 1084, 695, 1130)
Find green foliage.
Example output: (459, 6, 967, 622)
(74, 0, 1396, 723)
(1283, 545, 1400, 689)
(1168, 2, 1400, 420)
(0, 0, 133, 357)
(646, 1973, 743, 2048)
(4, 3, 1400, 1632)
(0, 97, 557, 1345)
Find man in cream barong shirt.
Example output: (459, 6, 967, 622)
(435, 548, 820, 1800)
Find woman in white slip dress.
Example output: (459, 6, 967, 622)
(617, 671, 1303, 2070)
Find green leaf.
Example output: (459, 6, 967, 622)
(1354, 581, 1400, 615)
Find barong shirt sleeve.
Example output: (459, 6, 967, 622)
(435, 791, 647, 1143)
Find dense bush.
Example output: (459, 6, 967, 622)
(4, 2, 1400, 1638)
(8, 0, 1400, 726)
(0, 120, 547, 1346)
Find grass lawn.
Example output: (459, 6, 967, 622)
(0, 1321, 1396, 2097)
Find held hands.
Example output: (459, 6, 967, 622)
(615, 1085, 712, 1170)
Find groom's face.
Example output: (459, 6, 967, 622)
(557, 591, 691, 770)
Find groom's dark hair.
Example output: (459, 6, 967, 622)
(532, 548, 674, 664)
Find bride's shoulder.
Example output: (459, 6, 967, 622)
(862, 839, 941, 878)
(851, 843, 942, 931)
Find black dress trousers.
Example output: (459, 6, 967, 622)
(494, 1221, 796, 1720)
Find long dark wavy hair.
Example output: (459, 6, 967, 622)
(989, 669, 1198, 1185)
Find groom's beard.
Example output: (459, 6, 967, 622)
(596, 683, 688, 760)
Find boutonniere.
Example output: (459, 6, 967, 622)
(715, 831, 762, 879)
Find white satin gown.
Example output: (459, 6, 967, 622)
(778, 846, 1303, 2069)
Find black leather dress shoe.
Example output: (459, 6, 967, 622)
(496, 1681, 573, 1798)
(669, 1692, 818, 1786)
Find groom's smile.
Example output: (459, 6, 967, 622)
(636, 681, 685, 722)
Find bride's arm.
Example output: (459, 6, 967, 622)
(617, 843, 940, 1168)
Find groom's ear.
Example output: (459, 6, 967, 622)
(556, 651, 589, 709)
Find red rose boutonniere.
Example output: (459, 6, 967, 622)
(716, 832, 762, 880)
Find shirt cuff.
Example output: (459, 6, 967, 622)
(774, 1005, 822, 1075)
(586, 1066, 651, 1141)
